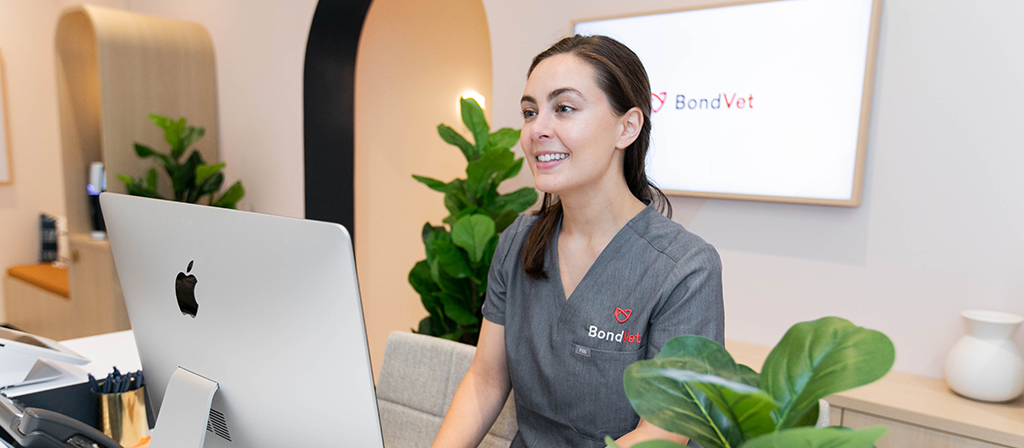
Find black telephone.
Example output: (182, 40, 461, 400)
(0, 393, 122, 448)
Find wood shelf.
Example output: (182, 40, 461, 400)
(726, 339, 1024, 447)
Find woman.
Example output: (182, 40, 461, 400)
(431, 35, 724, 448)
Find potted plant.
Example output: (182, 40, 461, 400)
(118, 114, 244, 209)
(608, 317, 896, 448)
(408, 98, 538, 345)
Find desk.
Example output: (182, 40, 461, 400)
(726, 340, 1024, 448)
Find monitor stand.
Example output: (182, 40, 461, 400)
(149, 367, 219, 448)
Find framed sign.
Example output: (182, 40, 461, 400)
(575, 0, 882, 206)
(0, 48, 11, 184)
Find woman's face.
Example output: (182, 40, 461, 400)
(520, 54, 637, 197)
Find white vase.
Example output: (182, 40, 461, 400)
(944, 310, 1024, 402)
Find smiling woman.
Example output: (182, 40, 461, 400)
(432, 35, 724, 448)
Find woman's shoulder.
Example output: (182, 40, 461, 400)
(627, 206, 719, 266)
(492, 212, 540, 265)
(501, 212, 540, 244)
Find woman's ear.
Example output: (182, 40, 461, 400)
(616, 107, 643, 150)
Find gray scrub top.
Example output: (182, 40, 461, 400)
(482, 205, 725, 448)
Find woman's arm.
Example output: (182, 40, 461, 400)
(611, 419, 689, 447)
(430, 319, 511, 448)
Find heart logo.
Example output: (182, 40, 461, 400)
(651, 92, 668, 113)
(614, 307, 632, 324)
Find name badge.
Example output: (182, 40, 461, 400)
(573, 344, 591, 357)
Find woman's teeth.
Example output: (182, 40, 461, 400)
(537, 153, 568, 162)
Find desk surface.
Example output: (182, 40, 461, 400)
(726, 339, 1024, 447)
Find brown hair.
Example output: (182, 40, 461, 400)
(522, 35, 671, 280)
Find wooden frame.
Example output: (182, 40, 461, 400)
(574, 0, 883, 207)
(0, 48, 12, 185)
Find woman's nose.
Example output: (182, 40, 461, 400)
(529, 111, 553, 141)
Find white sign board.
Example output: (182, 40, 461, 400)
(575, 0, 879, 206)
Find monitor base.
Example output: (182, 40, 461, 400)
(149, 367, 219, 448)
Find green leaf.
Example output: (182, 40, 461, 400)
(625, 335, 782, 447)
(625, 361, 736, 448)
(421, 224, 448, 263)
(644, 367, 778, 439)
(409, 260, 438, 297)
(451, 214, 495, 264)
(761, 317, 895, 430)
(197, 172, 224, 198)
(134, 143, 174, 169)
(496, 158, 524, 183)
(494, 187, 538, 213)
(485, 128, 520, 152)
(737, 364, 761, 388)
(417, 316, 434, 335)
(213, 181, 245, 209)
(438, 124, 477, 161)
(145, 168, 159, 191)
(604, 437, 686, 448)
(171, 151, 202, 200)
(461, 97, 489, 152)
(466, 149, 515, 200)
(438, 292, 478, 326)
(433, 240, 473, 279)
(492, 210, 518, 233)
(195, 163, 226, 187)
(176, 126, 205, 159)
(413, 175, 450, 193)
(626, 358, 777, 446)
(741, 426, 888, 448)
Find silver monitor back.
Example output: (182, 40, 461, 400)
(100, 193, 384, 447)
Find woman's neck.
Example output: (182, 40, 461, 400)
(559, 185, 647, 241)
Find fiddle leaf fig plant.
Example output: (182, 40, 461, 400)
(606, 317, 896, 448)
(117, 114, 244, 209)
(409, 98, 538, 345)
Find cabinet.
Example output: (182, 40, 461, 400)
(841, 409, 1010, 448)
(726, 340, 1024, 448)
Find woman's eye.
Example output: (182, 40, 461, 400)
(521, 109, 537, 119)
(556, 105, 574, 113)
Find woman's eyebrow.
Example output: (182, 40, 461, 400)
(522, 87, 584, 105)
(548, 87, 582, 101)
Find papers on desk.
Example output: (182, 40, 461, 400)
(3, 331, 142, 398)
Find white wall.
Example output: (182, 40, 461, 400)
(124, 0, 318, 219)
(0, 0, 68, 322)
(482, 0, 1024, 379)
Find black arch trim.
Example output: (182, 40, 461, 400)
(303, 0, 372, 238)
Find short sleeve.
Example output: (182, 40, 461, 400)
(482, 215, 524, 325)
(647, 243, 725, 358)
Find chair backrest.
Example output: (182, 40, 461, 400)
(376, 331, 518, 448)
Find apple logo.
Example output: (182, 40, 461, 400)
(175, 260, 199, 318)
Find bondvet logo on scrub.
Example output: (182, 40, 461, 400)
(587, 307, 642, 344)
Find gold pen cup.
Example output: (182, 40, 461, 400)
(95, 381, 150, 447)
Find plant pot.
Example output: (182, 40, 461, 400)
(943, 310, 1024, 402)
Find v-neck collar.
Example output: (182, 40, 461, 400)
(550, 205, 655, 302)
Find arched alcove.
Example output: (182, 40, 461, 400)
(56, 5, 219, 235)
(304, 0, 493, 374)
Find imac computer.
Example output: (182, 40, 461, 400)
(100, 193, 385, 447)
